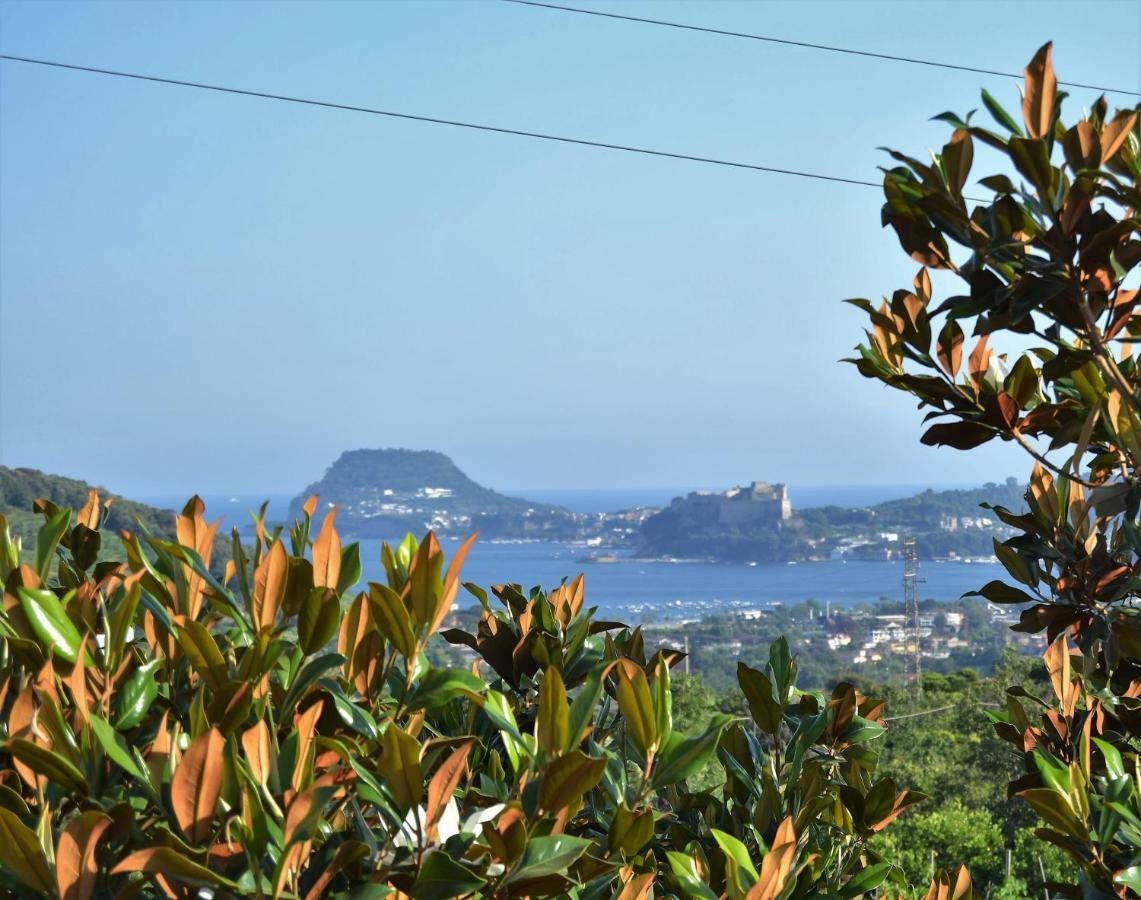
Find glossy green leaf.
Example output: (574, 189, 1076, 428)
(91, 713, 151, 783)
(667, 851, 719, 900)
(16, 587, 82, 664)
(337, 541, 362, 595)
(614, 662, 656, 757)
(117, 659, 161, 730)
(738, 662, 782, 735)
(319, 679, 379, 740)
(652, 714, 732, 789)
(712, 828, 758, 894)
(539, 750, 607, 813)
(281, 652, 344, 720)
(0, 806, 55, 894)
(839, 862, 897, 897)
(368, 583, 417, 658)
(35, 506, 71, 581)
(298, 588, 340, 654)
(173, 618, 229, 689)
(566, 664, 606, 752)
(506, 835, 592, 884)
(6, 738, 87, 793)
(406, 668, 485, 712)
(410, 851, 485, 900)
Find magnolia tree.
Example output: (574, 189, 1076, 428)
(849, 42, 1140, 898)
(0, 491, 939, 898)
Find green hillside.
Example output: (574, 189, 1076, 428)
(0, 466, 229, 565)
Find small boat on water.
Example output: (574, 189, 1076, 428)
(577, 552, 620, 564)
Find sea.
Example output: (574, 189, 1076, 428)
(137, 484, 1006, 622)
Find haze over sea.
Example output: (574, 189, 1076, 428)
(139, 483, 1005, 619)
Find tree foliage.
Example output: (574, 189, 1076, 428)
(849, 41, 1141, 898)
(0, 492, 935, 897)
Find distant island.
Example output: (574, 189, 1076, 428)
(290, 448, 653, 541)
(292, 448, 1025, 562)
(636, 477, 1026, 563)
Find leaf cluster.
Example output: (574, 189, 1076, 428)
(848, 41, 1141, 898)
(0, 491, 928, 898)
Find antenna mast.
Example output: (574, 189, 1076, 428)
(903, 537, 923, 698)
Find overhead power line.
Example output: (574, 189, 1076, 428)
(882, 704, 955, 722)
(505, 0, 1141, 98)
(0, 53, 900, 191)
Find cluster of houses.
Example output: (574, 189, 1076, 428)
(339, 485, 478, 532)
(939, 514, 997, 531)
(848, 611, 967, 664)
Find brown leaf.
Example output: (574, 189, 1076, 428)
(1063, 120, 1099, 170)
(433, 532, 479, 635)
(936, 319, 964, 378)
(616, 872, 654, 900)
(292, 700, 325, 792)
(241, 720, 272, 787)
(66, 636, 92, 726)
(110, 846, 229, 889)
(1100, 110, 1139, 164)
(924, 864, 975, 900)
(77, 489, 101, 530)
(425, 740, 474, 840)
(968, 335, 990, 394)
(253, 538, 287, 631)
(338, 592, 378, 691)
(748, 815, 797, 900)
(303, 841, 369, 900)
(311, 508, 341, 590)
(536, 667, 569, 756)
(147, 711, 176, 789)
(942, 129, 974, 196)
(1045, 635, 1077, 717)
(171, 727, 225, 844)
(7, 685, 43, 788)
(921, 422, 995, 450)
(539, 750, 607, 813)
(1021, 42, 1056, 139)
(914, 267, 932, 302)
(996, 392, 1020, 428)
(548, 573, 586, 628)
(175, 497, 220, 619)
(56, 811, 112, 900)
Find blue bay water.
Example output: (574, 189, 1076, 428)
(358, 539, 1006, 622)
(138, 486, 1004, 621)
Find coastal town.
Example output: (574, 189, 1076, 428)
(636, 594, 1043, 690)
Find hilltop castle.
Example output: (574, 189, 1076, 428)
(669, 481, 792, 527)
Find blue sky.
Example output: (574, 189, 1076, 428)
(1, 0, 1138, 496)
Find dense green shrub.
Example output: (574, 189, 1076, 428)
(0, 494, 929, 897)
(871, 799, 1004, 888)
